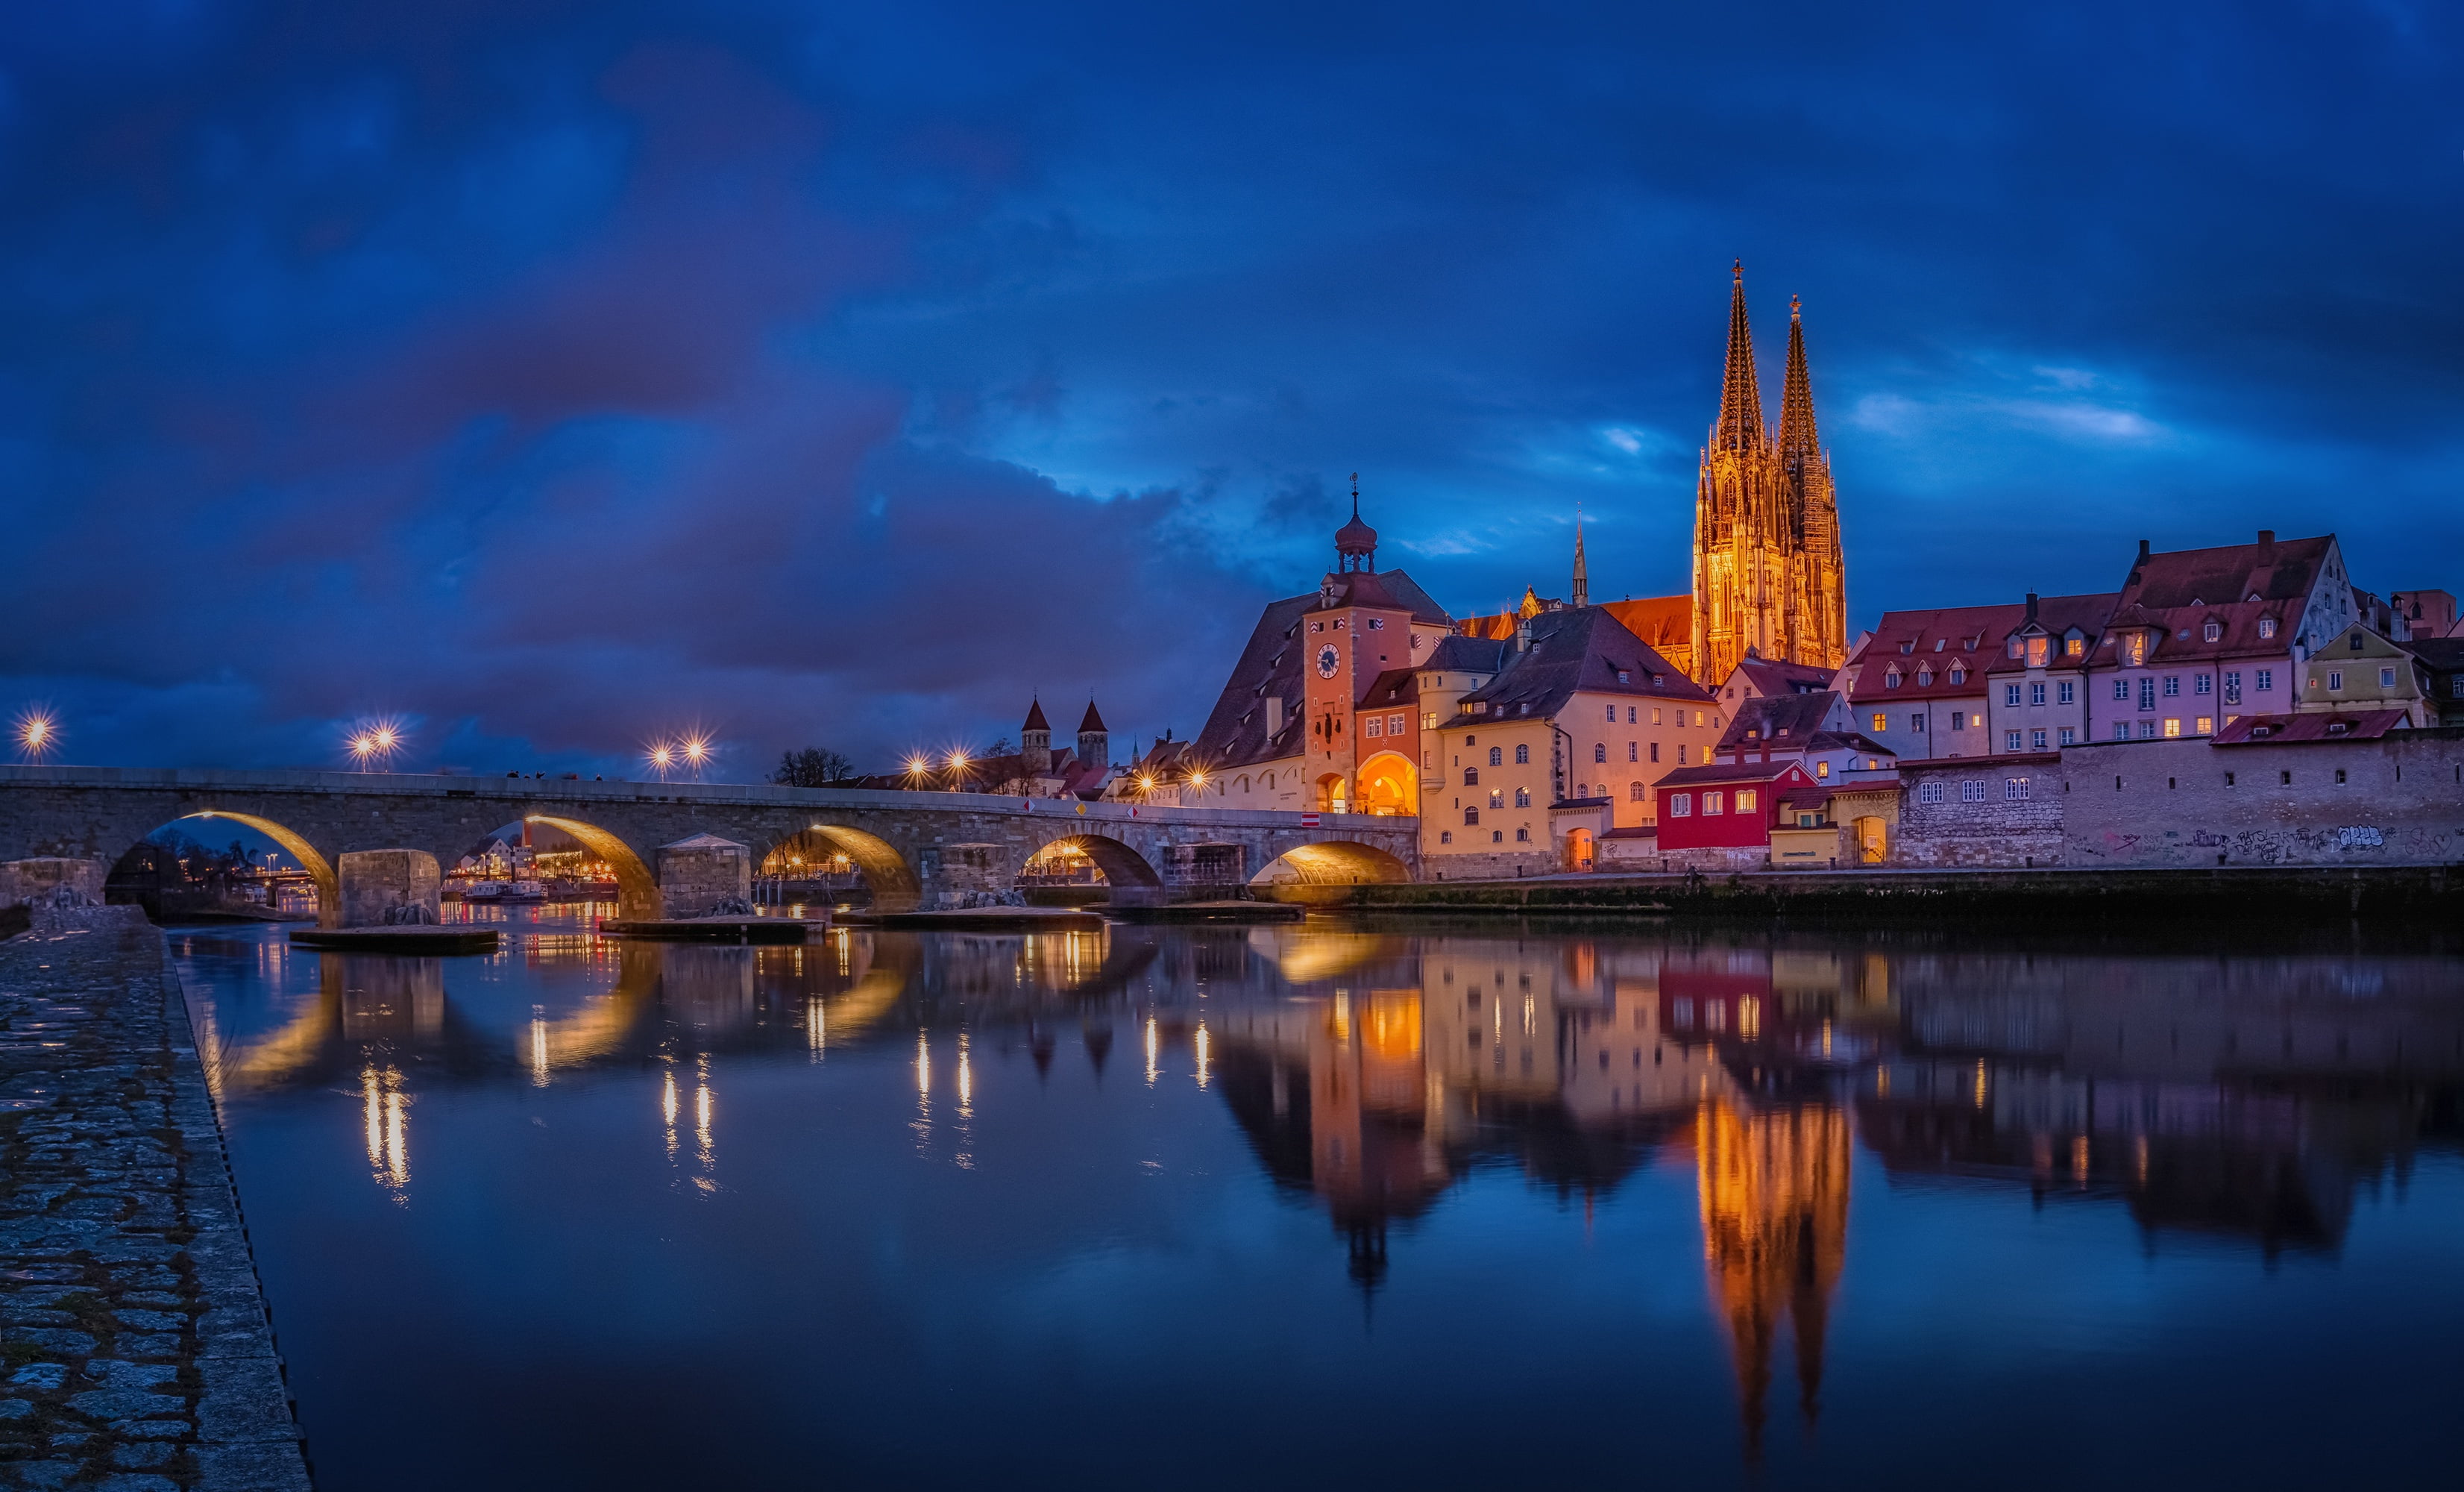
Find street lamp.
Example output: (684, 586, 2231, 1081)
(647, 742, 676, 780)
(905, 755, 930, 791)
(946, 749, 969, 791)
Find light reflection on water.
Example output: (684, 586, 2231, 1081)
(166, 914, 2464, 1491)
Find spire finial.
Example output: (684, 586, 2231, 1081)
(1715, 260, 1764, 451)
(1350, 471, 1360, 518)
(1733, 257, 1743, 285)
(1791, 292, 1800, 322)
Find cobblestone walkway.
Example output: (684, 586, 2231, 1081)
(1, 911, 311, 1491)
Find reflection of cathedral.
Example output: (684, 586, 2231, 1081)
(1695, 1100, 1851, 1458)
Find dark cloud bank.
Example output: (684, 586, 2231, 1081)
(0, 1, 2456, 775)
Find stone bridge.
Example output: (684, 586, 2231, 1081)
(0, 767, 1419, 925)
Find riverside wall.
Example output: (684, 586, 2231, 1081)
(1335, 863, 2463, 922)
(0, 910, 312, 1491)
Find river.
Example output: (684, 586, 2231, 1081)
(167, 909, 2464, 1490)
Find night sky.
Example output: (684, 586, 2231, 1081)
(2, 1, 2457, 777)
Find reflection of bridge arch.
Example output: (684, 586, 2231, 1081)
(1251, 839, 1412, 886)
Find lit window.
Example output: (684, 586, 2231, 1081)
(2196, 716, 2213, 735)
(2259, 617, 2277, 639)
(1703, 791, 1725, 815)
(1652, 707, 1663, 725)
(2026, 636, 2049, 666)
(1734, 789, 1758, 812)
(2204, 620, 2222, 642)
(1489, 790, 1503, 809)
(1870, 712, 1887, 733)
(1815, 760, 1829, 778)
(2164, 718, 2183, 738)
(2064, 637, 2084, 658)
(1669, 793, 1692, 817)
(1422, 712, 1436, 729)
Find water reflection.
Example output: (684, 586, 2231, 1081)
(166, 914, 2464, 1485)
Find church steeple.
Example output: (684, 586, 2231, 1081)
(1779, 293, 1819, 462)
(1714, 260, 1764, 451)
(1333, 471, 1378, 573)
(1571, 510, 1588, 607)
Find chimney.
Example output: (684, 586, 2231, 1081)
(1264, 696, 1285, 737)
(2258, 528, 2277, 561)
(2136, 539, 2150, 563)
(2025, 592, 2039, 622)
(1515, 616, 1532, 653)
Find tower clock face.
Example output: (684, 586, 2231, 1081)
(1316, 645, 1340, 678)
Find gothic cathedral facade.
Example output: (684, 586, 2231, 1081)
(1689, 263, 1848, 687)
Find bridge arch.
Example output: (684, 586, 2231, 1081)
(147, 810, 342, 927)
(799, 823, 924, 908)
(1356, 750, 1418, 815)
(522, 815, 660, 921)
(1251, 839, 1412, 887)
(1040, 833, 1163, 889)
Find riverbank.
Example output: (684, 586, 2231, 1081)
(1313, 862, 2464, 920)
(0, 909, 312, 1491)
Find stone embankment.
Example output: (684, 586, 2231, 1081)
(1334, 862, 2463, 921)
(0, 909, 310, 1491)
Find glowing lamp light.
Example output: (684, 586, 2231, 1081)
(682, 734, 711, 765)
(1187, 768, 1207, 789)
(16, 709, 59, 762)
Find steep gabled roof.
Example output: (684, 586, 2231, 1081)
(1844, 604, 2020, 701)
(1445, 607, 1712, 727)
(1717, 692, 1844, 752)
(1984, 592, 2119, 674)
(2117, 534, 2332, 610)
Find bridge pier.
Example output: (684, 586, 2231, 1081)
(337, 850, 441, 927)
(1, 856, 107, 911)
(658, 834, 750, 918)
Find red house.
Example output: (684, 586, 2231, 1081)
(1653, 759, 1817, 859)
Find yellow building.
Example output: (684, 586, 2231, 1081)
(2298, 623, 2430, 724)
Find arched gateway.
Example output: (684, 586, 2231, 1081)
(0, 767, 1418, 926)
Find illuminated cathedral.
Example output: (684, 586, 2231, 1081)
(1691, 263, 1849, 686)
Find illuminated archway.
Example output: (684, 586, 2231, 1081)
(148, 811, 341, 927)
(798, 824, 924, 910)
(1356, 750, 1418, 815)
(1249, 839, 1412, 886)
(1316, 774, 1348, 812)
(1025, 834, 1163, 894)
(522, 815, 661, 921)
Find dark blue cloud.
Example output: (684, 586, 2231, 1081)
(0, 0, 2456, 773)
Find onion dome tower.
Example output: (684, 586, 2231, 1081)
(1334, 471, 1378, 573)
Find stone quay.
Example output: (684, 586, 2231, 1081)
(0, 908, 311, 1491)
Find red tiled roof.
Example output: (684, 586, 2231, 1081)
(1653, 759, 1814, 789)
(2211, 710, 2410, 745)
(2118, 533, 2331, 610)
(1844, 604, 2019, 701)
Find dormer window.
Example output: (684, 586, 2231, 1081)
(2006, 638, 2023, 660)
(1935, 639, 1946, 651)
(2327, 721, 2349, 736)
(2348, 632, 2365, 651)
(2251, 725, 2272, 738)
(2064, 635, 2085, 657)
(1917, 668, 1934, 686)
(1885, 669, 1903, 689)
(2204, 620, 2222, 642)
(1899, 641, 1914, 655)
(2025, 636, 2049, 667)
(1653, 674, 1665, 688)
(2122, 632, 2149, 666)
(1949, 666, 1967, 685)
(2258, 617, 2278, 639)
(1616, 669, 1630, 683)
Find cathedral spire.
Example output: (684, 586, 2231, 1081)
(1571, 508, 1588, 607)
(1779, 293, 1819, 461)
(1715, 260, 1764, 451)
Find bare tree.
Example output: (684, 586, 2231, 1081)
(770, 747, 856, 788)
